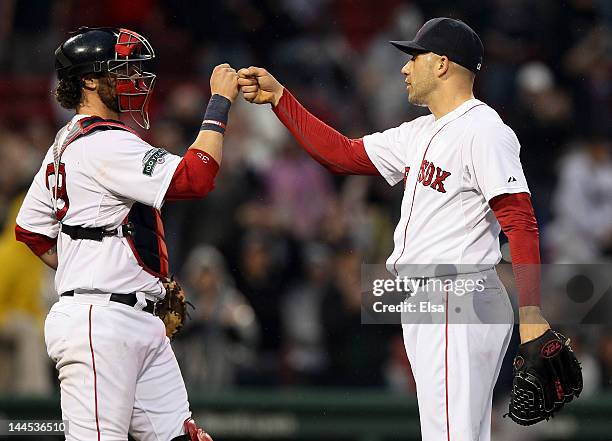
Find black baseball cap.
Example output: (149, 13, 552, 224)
(390, 17, 484, 73)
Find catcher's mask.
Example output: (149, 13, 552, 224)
(55, 27, 156, 129)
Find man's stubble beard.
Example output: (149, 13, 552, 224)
(407, 75, 435, 108)
(97, 75, 120, 113)
(408, 91, 428, 107)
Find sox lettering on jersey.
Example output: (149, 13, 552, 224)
(416, 159, 451, 193)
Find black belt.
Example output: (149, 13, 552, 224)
(61, 291, 156, 314)
(61, 223, 134, 241)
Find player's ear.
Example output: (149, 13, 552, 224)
(435, 55, 450, 78)
(81, 75, 97, 91)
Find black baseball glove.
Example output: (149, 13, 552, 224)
(507, 329, 583, 425)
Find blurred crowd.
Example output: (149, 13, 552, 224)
(0, 1, 611, 431)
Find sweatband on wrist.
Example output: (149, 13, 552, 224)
(200, 94, 231, 134)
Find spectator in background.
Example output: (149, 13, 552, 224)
(162, 84, 208, 145)
(233, 231, 290, 384)
(320, 245, 390, 386)
(546, 136, 612, 262)
(281, 242, 332, 384)
(262, 143, 335, 239)
(0, 0, 58, 73)
(563, 23, 612, 134)
(0, 195, 51, 395)
(511, 62, 573, 223)
(599, 330, 612, 389)
(384, 333, 415, 393)
(567, 332, 601, 397)
(174, 245, 258, 391)
(334, 176, 397, 263)
(358, 2, 426, 128)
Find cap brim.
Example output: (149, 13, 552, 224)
(390, 40, 428, 55)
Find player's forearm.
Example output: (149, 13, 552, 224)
(491, 193, 551, 342)
(188, 130, 223, 164)
(15, 225, 58, 269)
(39, 245, 58, 270)
(187, 94, 233, 164)
(272, 88, 378, 175)
(490, 192, 541, 307)
(166, 94, 231, 200)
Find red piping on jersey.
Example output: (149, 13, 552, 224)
(88, 305, 101, 441)
(392, 104, 485, 276)
(154, 210, 169, 277)
(445, 288, 451, 441)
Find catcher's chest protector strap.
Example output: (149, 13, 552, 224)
(59, 117, 169, 278)
(123, 201, 169, 278)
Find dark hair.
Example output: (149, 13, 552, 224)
(54, 73, 109, 110)
(54, 76, 84, 109)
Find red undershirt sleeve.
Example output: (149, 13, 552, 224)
(490, 192, 541, 307)
(272, 88, 379, 175)
(165, 149, 220, 201)
(15, 224, 57, 256)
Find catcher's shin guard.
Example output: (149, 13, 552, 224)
(170, 418, 213, 441)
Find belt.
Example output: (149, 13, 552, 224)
(61, 291, 156, 314)
(61, 223, 134, 241)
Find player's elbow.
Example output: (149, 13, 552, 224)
(192, 176, 216, 198)
(15, 224, 57, 257)
(165, 151, 220, 200)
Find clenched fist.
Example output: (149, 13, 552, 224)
(210, 63, 239, 102)
(237, 66, 283, 106)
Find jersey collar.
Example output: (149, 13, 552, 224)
(433, 98, 483, 127)
(69, 114, 92, 127)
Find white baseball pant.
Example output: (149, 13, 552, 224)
(401, 268, 513, 441)
(44, 293, 191, 441)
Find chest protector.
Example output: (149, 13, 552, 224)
(54, 116, 169, 278)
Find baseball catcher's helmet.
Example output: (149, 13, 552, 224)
(55, 27, 156, 129)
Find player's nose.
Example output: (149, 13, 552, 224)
(401, 60, 411, 76)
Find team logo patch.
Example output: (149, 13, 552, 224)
(142, 148, 168, 176)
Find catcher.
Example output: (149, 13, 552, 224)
(15, 27, 237, 440)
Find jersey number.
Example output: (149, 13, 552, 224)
(45, 162, 69, 221)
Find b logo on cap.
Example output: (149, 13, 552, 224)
(476, 63, 482, 71)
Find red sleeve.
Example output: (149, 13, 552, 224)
(15, 224, 57, 256)
(165, 149, 220, 201)
(272, 88, 379, 175)
(490, 192, 541, 307)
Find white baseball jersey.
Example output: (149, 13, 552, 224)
(363, 98, 523, 440)
(16, 114, 182, 298)
(363, 99, 530, 275)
